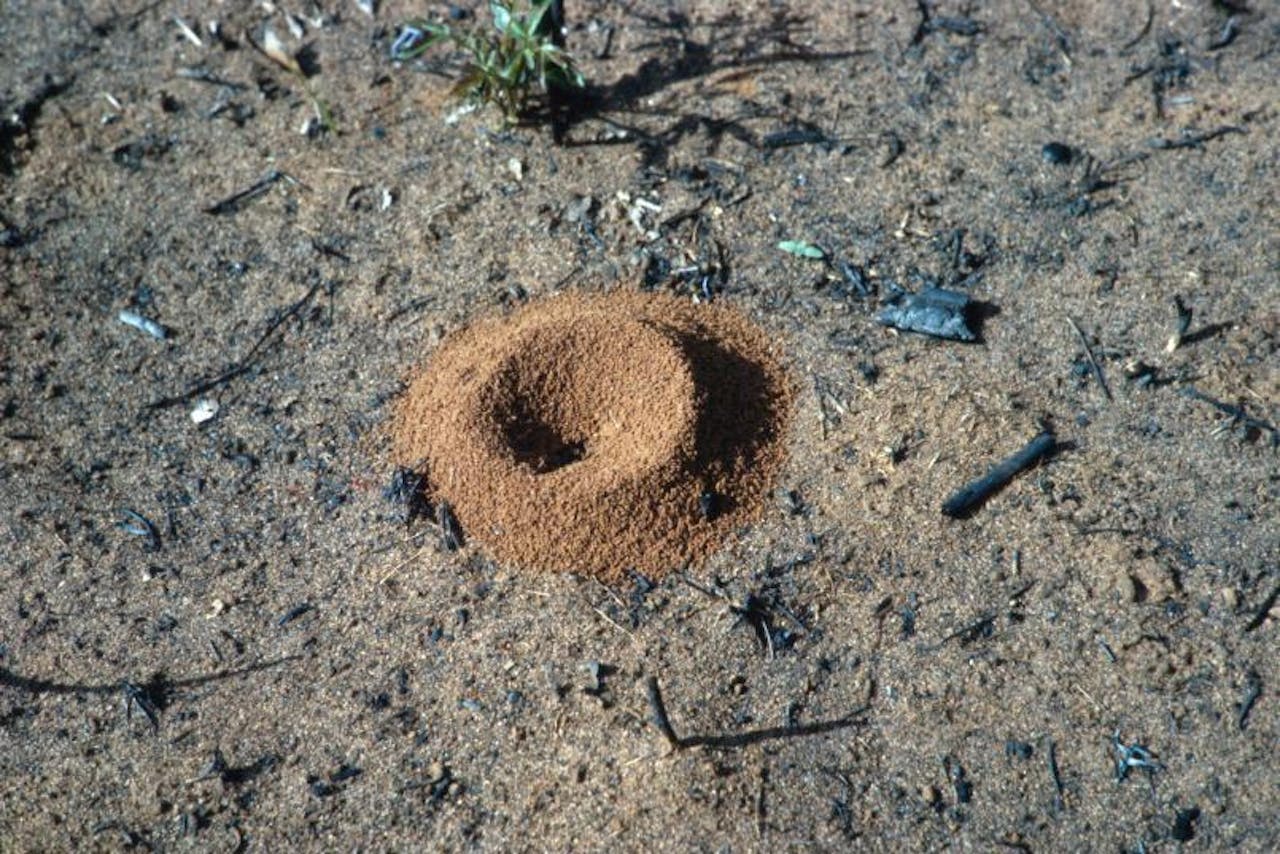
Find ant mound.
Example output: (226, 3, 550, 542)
(390, 291, 793, 581)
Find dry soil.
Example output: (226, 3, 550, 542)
(1, 1, 1277, 851)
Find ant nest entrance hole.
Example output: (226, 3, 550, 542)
(482, 316, 699, 478)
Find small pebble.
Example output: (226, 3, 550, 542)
(190, 399, 219, 424)
(1116, 574, 1139, 603)
(118, 309, 168, 340)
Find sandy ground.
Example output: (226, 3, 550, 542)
(1, 1, 1277, 850)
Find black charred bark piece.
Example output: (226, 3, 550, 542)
(877, 286, 977, 342)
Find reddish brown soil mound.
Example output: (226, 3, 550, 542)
(390, 291, 793, 580)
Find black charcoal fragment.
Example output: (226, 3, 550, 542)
(1041, 142, 1076, 165)
(877, 286, 977, 341)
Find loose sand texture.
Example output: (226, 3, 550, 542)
(1, 1, 1277, 851)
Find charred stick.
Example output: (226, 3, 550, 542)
(941, 431, 1056, 518)
(1067, 316, 1112, 401)
(1243, 582, 1279, 632)
(277, 603, 312, 627)
(1046, 737, 1065, 813)
(146, 282, 322, 409)
(1181, 387, 1278, 446)
(1148, 126, 1246, 150)
(646, 676, 867, 750)
(1237, 669, 1262, 731)
(646, 676, 682, 749)
(203, 170, 298, 215)
(1208, 17, 1241, 51)
(1121, 0, 1154, 50)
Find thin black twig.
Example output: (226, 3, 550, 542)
(1121, 0, 1154, 50)
(387, 296, 436, 323)
(0, 658, 299, 696)
(1148, 126, 1245, 151)
(645, 676, 867, 751)
(1, 657, 300, 731)
(145, 282, 322, 409)
(646, 676, 681, 748)
(1067, 316, 1113, 401)
(941, 613, 997, 645)
(203, 170, 296, 215)
(176, 67, 248, 90)
(1243, 582, 1279, 632)
(1208, 17, 1241, 52)
(1180, 387, 1278, 446)
(1237, 668, 1262, 731)
(1045, 736, 1065, 812)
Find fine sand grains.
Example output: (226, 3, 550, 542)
(391, 290, 793, 580)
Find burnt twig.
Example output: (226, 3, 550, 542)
(1180, 387, 1278, 446)
(941, 613, 997, 645)
(1243, 582, 1279, 632)
(646, 676, 681, 748)
(941, 431, 1056, 518)
(645, 676, 867, 751)
(1208, 17, 1241, 52)
(1237, 668, 1262, 730)
(1147, 126, 1245, 151)
(277, 603, 312, 627)
(0, 658, 298, 697)
(1067, 316, 1112, 401)
(1121, 0, 1154, 50)
(203, 169, 299, 215)
(2, 656, 300, 735)
(146, 282, 322, 409)
(176, 67, 248, 90)
(1046, 736, 1065, 812)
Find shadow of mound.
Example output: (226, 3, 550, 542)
(677, 331, 789, 516)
